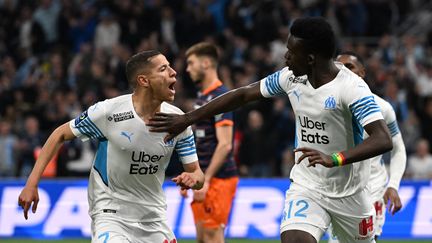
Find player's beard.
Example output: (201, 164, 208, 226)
(192, 70, 205, 88)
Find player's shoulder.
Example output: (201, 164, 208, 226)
(99, 94, 131, 108)
(212, 83, 231, 96)
(161, 102, 185, 115)
(373, 94, 394, 115)
(337, 63, 366, 86)
(277, 67, 307, 84)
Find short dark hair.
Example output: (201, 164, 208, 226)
(338, 51, 365, 66)
(125, 50, 161, 88)
(185, 42, 219, 64)
(290, 17, 336, 58)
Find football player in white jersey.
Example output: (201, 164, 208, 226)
(325, 52, 406, 242)
(148, 17, 393, 243)
(18, 50, 204, 243)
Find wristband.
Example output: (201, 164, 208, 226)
(331, 152, 346, 167)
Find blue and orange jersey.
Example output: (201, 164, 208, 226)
(194, 80, 238, 178)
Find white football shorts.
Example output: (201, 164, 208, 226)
(91, 213, 176, 243)
(280, 182, 376, 243)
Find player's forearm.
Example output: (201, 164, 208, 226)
(186, 82, 261, 125)
(205, 143, 232, 182)
(387, 135, 407, 190)
(342, 127, 392, 164)
(26, 124, 73, 187)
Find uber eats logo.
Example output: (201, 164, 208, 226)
(129, 151, 164, 175)
(299, 116, 329, 144)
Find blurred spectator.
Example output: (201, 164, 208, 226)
(33, 0, 61, 45)
(238, 110, 273, 177)
(406, 139, 432, 179)
(0, 120, 18, 177)
(280, 146, 295, 178)
(16, 116, 45, 177)
(94, 9, 120, 54)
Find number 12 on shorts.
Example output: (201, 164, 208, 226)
(282, 199, 309, 222)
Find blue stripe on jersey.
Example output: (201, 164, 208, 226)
(350, 96, 381, 123)
(294, 123, 298, 148)
(75, 117, 105, 139)
(350, 96, 374, 110)
(265, 71, 283, 96)
(387, 120, 400, 137)
(175, 135, 196, 157)
(178, 150, 197, 157)
(176, 147, 196, 153)
(93, 139, 108, 186)
(351, 100, 377, 118)
(352, 117, 364, 146)
(177, 135, 194, 144)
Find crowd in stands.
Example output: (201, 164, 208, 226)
(1, 0, 432, 179)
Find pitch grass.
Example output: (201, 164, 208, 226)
(0, 240, 428, 243)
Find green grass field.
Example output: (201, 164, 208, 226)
(0, 240, 429, 243)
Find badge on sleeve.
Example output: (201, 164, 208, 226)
(75, 110, 88, 126)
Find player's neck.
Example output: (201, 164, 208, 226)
(132, 91, 161, 123)
(309, 60, 340, 88)
(200, 71, 219, 92)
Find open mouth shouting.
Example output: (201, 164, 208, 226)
(168, 80, 176, 96)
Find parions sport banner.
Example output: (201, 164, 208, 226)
(0, 179, 431, 240)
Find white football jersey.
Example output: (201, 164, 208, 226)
(69, 94, 198, 222)
(260, 63, 384, 197)
(368, 94, 401, 201)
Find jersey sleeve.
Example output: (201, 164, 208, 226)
(344, 79, 383, 127)
(175, 126, 199, 164)
(214, 112, 234, 127)
(383, 105, 400, 137)
(380, 100, 406, 190)
(69, 101, 107, 142)
(260, 67, 295, 97)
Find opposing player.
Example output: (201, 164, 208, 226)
(148, 17, 393, 243)
(327, 52, 406, 241)
(18, 50, 204, 243)
(184, 42, 238, 243)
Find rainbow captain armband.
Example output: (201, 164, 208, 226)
(331, 152, 346, 167)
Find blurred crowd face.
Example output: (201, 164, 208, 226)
(144, 54, 177, 102)
(186, 54, 206, 84)
(248, 110, 263, 130)
(0, 121, 12, 136)
(25, 117, 39, 135)
(416, 139, 430, 158)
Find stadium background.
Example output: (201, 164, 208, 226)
(1, 0, 432, 242)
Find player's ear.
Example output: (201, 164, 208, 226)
(358, 67, 366, 79)
(137, 74, 150, 87)
(307, 54, 315, 65)
(201, 57, 211, 69)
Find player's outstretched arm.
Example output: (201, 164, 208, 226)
(148, 82, 263, 141)
(18, 122, 76, 219)
(295, 120, 393, 167)
(173, 161, 205, 190)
